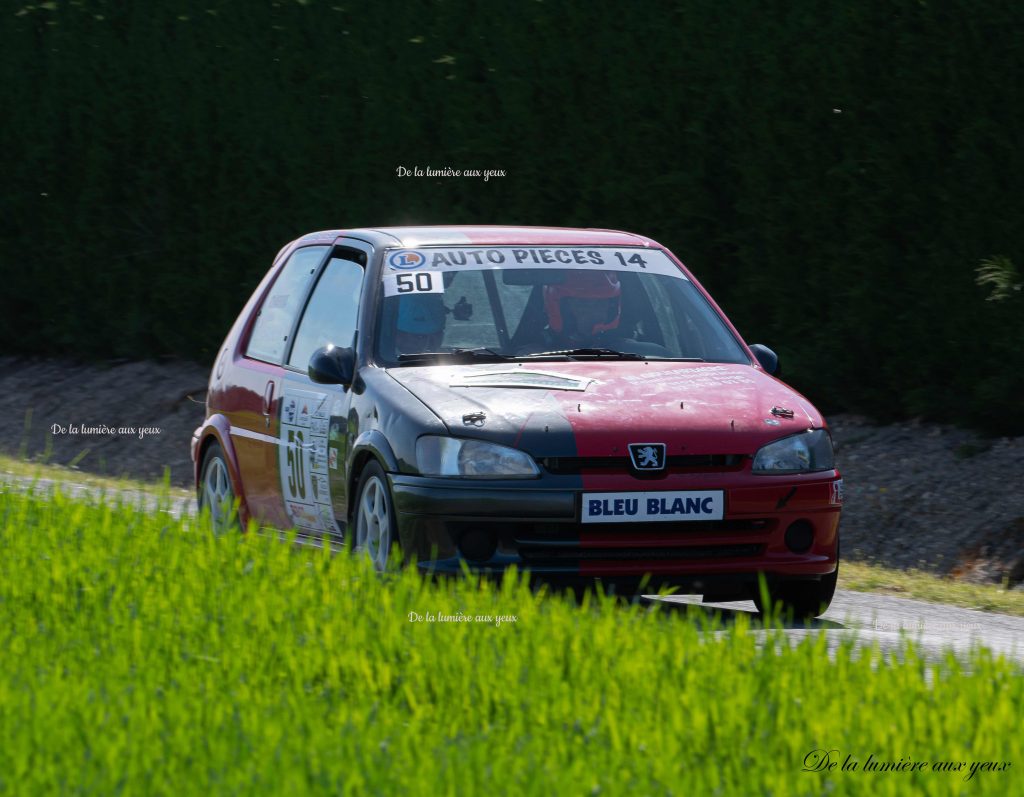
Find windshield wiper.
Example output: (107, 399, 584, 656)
(520, 347, 648, 360)
(452, 347, 509, 357)
(396, 347, 512, 363)
(518, 348, 707, 362)
(396, 347, 706, 364)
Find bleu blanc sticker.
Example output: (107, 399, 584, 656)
(582, 491, 724, 524)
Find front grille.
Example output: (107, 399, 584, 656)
(540, 454, 746, 474)
(442, 518, 775, 564)
(513, 518, 776, 544)
(520, 544, 763, 562)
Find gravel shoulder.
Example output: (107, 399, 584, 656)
(0, 356, 1021, 587)
(830, 415, 1024, 587)
(0, 356, 209, 488)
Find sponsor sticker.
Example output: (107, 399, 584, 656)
(287, 502, 324, 531)
(311, 473, 329, 502)
(831, 479, 844, 505)
(383, 270, 446, 297)
(328, 446, 338, 470)
(388, 250, 427, 269)
(383, 247, 686, 279)
(312, 395, 330, 419)
(620, 366, 756, 389)
(279, 381, 341, 535)
(582, 490, 724, 524)
(312, 441, 328, 471)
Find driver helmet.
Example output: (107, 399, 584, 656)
(543, 270, 621, 336)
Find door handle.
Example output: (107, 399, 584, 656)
(262, 380, 275, 425)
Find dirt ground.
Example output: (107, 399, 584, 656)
(1, 355, 1020, 586)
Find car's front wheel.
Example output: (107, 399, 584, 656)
(351, 460, 395, 571)
(198, 441, 240, 534)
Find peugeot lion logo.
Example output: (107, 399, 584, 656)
(628, 443, 666, 471)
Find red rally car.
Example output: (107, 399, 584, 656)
(192, 226, 843, 616)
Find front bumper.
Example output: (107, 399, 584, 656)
(389, 471, 842, 595)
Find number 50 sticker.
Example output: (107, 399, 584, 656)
(383, 271, 445, 297)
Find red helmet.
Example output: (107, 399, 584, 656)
(543, 270, 622, 336)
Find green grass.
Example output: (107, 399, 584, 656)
(840, 562, 1024, 617)
(0, 487, 1021, 795)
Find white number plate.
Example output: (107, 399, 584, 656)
(581, 491, 724, 523)
(383, 271, 445, 297)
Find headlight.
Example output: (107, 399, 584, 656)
(752, 429, 834, 474)
(415, 436, 540, 479)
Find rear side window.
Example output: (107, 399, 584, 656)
(246, 246, 328, 363)
(287, 255, 365, 370)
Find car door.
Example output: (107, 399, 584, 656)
(277, 240, 370, 540)
(231, 244, 330, 529)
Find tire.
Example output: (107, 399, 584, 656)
(351, 460, 396, 572)
(754, 539, 840, 619)
(198, 441, 240, 534)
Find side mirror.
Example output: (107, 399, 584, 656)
(309, 344, 355, 387)
(749, 344, 781, 377)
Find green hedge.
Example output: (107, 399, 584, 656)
(2, 1, 1022, 432)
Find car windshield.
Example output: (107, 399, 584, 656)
(375, 246, 750, 366)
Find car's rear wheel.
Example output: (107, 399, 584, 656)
(198, 441, 239, 534)
(352, 460, 395, 572)
(754, 539, 839, 619)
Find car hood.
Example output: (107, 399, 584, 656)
(386, 361, 825, 458)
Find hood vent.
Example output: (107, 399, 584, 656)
(450, 370, 593, 391)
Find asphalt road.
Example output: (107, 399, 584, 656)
(655, 591, 1024, 665)
(5, 472, 1022, 665)
(1, 473, 196, 520)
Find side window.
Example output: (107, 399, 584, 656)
(663, 277, 748, 362)
(246, 246, 328, 363)
(288, 255, 365, 369)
